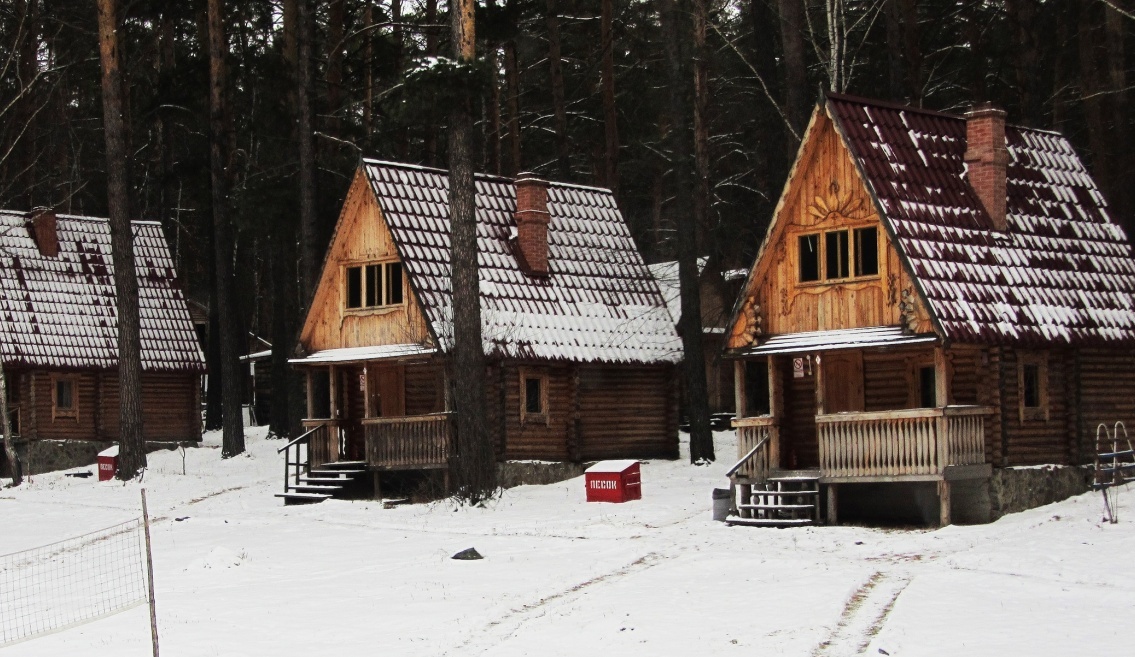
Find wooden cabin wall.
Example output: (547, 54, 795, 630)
(495, 362, 679, 462)
(404, 365, 445, 416)
(577, 364, 678, 461)
(862, 351, 913, 411)
(500, 363, 574, 461)
(1075, 347, 1135, 465)
(24, 370, 199, 443)
(300, 170, 434, 352)
(991, 348, 1074, 466)
(727, 113, 933, 350)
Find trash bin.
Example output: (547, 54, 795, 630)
(97, 445, 119, 481)
(712, 487, 732, 521)
(585, 460, 641, 503)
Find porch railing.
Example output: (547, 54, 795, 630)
(364, 412, 452, 471)
(301, 419, 341, 468)
(817, 406, 991, 478)
(730, 416, 777, 480)
(277, 424, 327, 495)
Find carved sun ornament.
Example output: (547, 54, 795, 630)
(729, 295, 763, 348)
(808, 180, 867, 223)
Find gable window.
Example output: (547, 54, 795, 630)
(798, 226, 879, 284)
(345, 261, 404, 310)
(52, 375, 77, 420)
(1018, 354, 1048, 422)
(520, 368, 548, 424)
(799, 234, 820, 282)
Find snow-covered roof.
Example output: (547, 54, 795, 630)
(0, 211, 205, 372)
(362, 160, 681, 365)
(827, 94, 1135, 346)
(742, 326, 938, 356)
(290, 344, 437, 365)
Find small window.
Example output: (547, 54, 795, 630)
(386, 262, 403, 305)
(918, 366, 936, 408)
(825, 230, 850, 279)
(346, 267, 363, 309)
(365, 264, 381, 307)
(1022, 364, 1040, 408)
(854, 226, 878, 277)
(53, 376, 77, 420)
(799, 234, 820, 282)
(520, 369, 548, 424)
(1018, 356, 1048, 421)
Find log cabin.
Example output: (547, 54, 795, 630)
(283, 160, 681, 502)
(0, 209, 204, 477)
(723, 94, 1135, 527)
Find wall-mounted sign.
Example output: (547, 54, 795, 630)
(793, 357, 805, 378)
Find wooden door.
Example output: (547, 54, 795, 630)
(341, 367, 367, 461)
(822, 351, 864, 413)
(367, 366, 405, 417)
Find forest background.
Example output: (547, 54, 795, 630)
(1, 0, 1131, 438)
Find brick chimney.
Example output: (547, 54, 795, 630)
(964, 103, 1010, 231)
(513, 172, 551, 276)
(27, 207, 59, 257)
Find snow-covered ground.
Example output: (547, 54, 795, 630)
(3, 427, 1132, 657)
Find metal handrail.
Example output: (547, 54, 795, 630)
(726, 435, 768, 478)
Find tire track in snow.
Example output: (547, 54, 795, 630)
(813, 570, 911, 657)
(441, 551, 665, 656)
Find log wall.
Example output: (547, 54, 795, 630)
(1071, 347, 1135, 465)
(16, 369, 199, 443)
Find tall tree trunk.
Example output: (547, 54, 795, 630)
(547, 0, 569, 178)
(776, 0, 807, 146)
(662, 0, 713, 464)
(157, 8, 176, 227)
(1007, 0, 1041, 124)
(448, 0, 496, 502)
(693, 0, 710, 251)
(97, 0, 147, 478)
(486, 42, 503, 175)
(1104, 3, 1130, 234)
(504, 39, 522, 175)
(1079, 0, 1110, 215)
(363, 2, 374, 142)
(298, 0, 319, 304)
(425, 0, 440, 165)
(326, 0, 345, 139)
(885, 0, 920, 103)
(392, 0, 410, 160)
(206, 0, 245, 457)
(600, 0, 619, 193)
(15, 0, 40, 208)
(1, 368, 21, 485)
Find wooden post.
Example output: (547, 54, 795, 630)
(826, 484, 838, 525)
(363, 364, 371, 419)
(814, 354, 825, 416)
(768, 356, 782, 470)
(304, 370, 313, 419)
(328, 366, 339, 462)
(140, 489, 160, 657)
(733, 360, 745, 418)
(934, 346, 949, 407)
(938, 478, 952, 527)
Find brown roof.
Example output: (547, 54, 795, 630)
(827, 93, 1135, 346)
(362, 160, 681, 364)
(0, 211, 205, 372)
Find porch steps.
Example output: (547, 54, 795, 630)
(726, 473, 822, 528)
(277, 461, 371, 505)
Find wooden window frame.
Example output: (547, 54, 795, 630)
(342, 259, 406, 314)
(51, 374, 78, 421)
(1018, 353, 1049, 422)
(796, 223, 881, 286)
(519, 367, 549, 426)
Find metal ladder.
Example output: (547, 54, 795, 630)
(1094, 421, 1135, 523)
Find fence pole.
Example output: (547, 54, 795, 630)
(141, 489, 160, 657)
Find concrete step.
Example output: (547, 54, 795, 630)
(725, 515, 815, 528)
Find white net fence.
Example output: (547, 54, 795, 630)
(0, 517, 150, 647)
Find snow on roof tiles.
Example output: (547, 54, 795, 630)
(827, 94, 1135, 347)
(362, 160, 681, 365)
(0, 211, 205, 372)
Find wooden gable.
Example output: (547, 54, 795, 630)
(727, 108, 934, 349)
(299, 169, 435, 352)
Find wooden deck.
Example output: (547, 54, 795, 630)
(732, 406, 993, 484)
